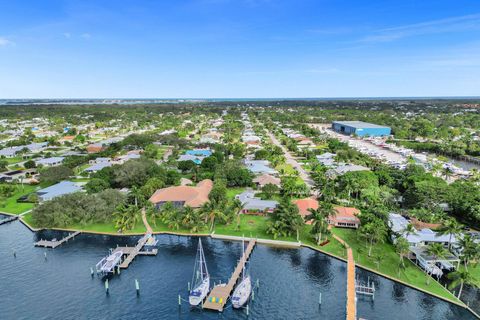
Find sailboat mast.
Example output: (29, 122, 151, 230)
(199, 239, 204, 279)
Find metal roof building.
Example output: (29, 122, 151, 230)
(332, 121, 391, 137)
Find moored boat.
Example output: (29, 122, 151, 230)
(189, 239, 210, 306)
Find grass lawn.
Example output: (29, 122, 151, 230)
(275, 163, 296, 175)
(4, 156, 24, 165)
(0, 184, 39, 214)
(226, 187, 245, 201)
(22, 212, 146, 234)
(328, 228, 460, 303)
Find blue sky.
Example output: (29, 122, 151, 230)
(1, 0, 480, 98)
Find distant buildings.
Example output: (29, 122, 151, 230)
(36, 156, 65, 167)
(332, 121, 391, 137)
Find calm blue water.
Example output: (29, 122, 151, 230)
(0, 217, 476, 320)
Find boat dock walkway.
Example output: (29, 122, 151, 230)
(332, 234, 356, 320)
(0, 215, 18, 225)
(112, 233, 157, 269)
(34, 231, 81, 249)
(203, 240, 256, 312)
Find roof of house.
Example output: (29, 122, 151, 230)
(84, 162, 112, 172)
(330, 206, 361, 224)
(294, 198, 319, 217)
(252, 174, 281, 186)
(149, 179, 213, 207)
(36, 181, 82, 201)
(36, 157, 65, 165)
(236, 190, 278, 211)
(245, 160, 277, 175)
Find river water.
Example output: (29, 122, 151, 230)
(0, 218, 476, 320)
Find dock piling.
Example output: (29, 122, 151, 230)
(90, 267, 94, 277)
(44, 252, 47, 260)
(251, 288, 254, 301)
(319, 292, 322, 305)
(188, 282, 190, 291)
(135, 279, 140, 295)
(178, 294, 181, 306)
(246, 304, 249, 316)
(13, 250, 16, 258)
(105, 279, 109, 294)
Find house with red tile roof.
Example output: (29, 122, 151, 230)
(329, 206, 361, 229)
(149, 179, 213, 209)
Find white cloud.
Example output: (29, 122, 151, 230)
(63, 32, 71, 39)
(359, 13, 480, 43)
(81, 33, 91, 39)
(0, 37, 13, 46)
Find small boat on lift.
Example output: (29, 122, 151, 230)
(189, 239, 210, 306)
(232, 240, 252, 309)
(96, 250, 123, 275)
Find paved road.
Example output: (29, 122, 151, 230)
(267, 131, 315, 189)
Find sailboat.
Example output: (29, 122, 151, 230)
(189, 239, 210, 306)
(231, 240, 252, 309)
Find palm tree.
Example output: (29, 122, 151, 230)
(437, 218, 463, 250)
(199, 201, 225, 232)
(425, 243, 447, 283)
(403, 223, 416, 239)
(448, 270, 476, 299)
(395, 237, 410, 270)
(130, 185, 143, 207)
(114, 203, 139, 233)
(457, 234, 478, 271)
(306, 202, 336, 245)
(359, 219, 387, 257)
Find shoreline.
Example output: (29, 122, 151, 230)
(17, 215, 479, 318)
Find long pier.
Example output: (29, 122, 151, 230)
(0, 215, 18, 225)
(34, 231, 81, 249)
(332, 234, 356, 320)
(203, 240, 256, 312)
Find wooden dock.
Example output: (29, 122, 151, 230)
(203, 240, 256, 312)
(34, 231, 81, 249)
(0, 215, 18, 225)
(332, 233, 356, 320)
(111, 233, 157, 269)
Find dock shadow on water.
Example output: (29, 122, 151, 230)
(0, 220, 477, 320)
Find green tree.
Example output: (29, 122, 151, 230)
(261, 183, 279, 199)
(85, 178, 110, 194)
(39, 165, 74, 184)
(359, 219, 387, 256)
(447, 270, 476, 299)
(437, 218, 463, 250)
(395, 237, 410, 270)
(266, 198, 303, 239)
(306, 202, 336, 245)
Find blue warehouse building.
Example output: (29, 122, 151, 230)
(332, 121, 391, 137)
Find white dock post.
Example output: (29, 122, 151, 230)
(44, 252, 47, 260)
(135, 279, 140, 295)
(105, 279, 109, 294)
(246, 304, 249, 316)
(252, 289, 254, 301)
(178, 294, 181, 306)
(90, 267, 94, 277)
(117, 266, 121, 275)
(319, 292, 322, 305)
(188, 282, 190, 291)
(256, 279, 259, 288)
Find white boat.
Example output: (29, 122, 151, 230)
(96, 250, 123, 274)
(232, 240, 252, 309)
(189, 239, 210, 306)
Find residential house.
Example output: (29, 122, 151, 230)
(253, 174, 281, 188)
(326, 164, 370, 178)
(294, 198, 319, 224)
(36, 156, 65, 167)
(36, 181, 83, 202)
(149, 179, 213, 209)
(245, 160, 277, 175)
(328, 206, 361, 229)
(236, 190, 278, 215)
